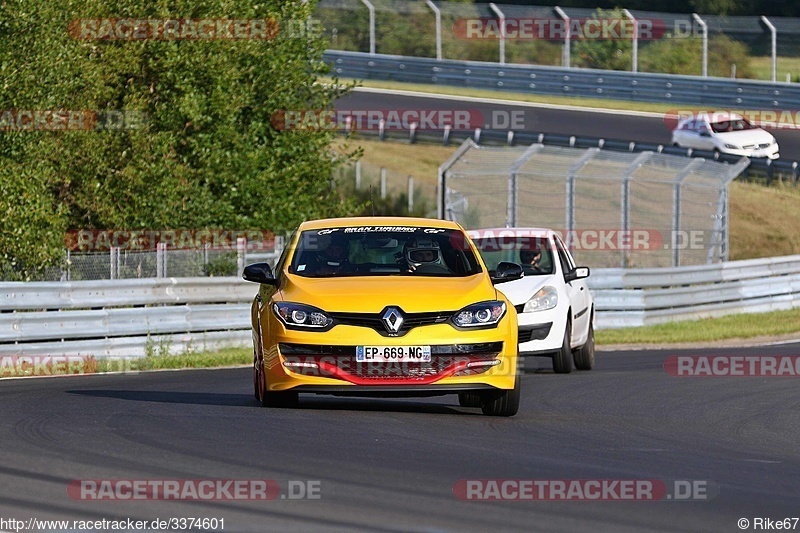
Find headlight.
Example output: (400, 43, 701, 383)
(452, 301, 506, 328)
(523, 286, 558, 313)
(724, 144, 740, 150)
(273, 302, 333, 329)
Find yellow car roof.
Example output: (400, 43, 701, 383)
(298, 217, 462, 231)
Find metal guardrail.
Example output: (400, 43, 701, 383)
(326, 50, 800, 108)
(2, 255, 799, 355)
(0, 277, 257, 357)
(588, 254, 800, 328)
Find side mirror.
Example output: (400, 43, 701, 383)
(699, 131, 711, 137)
(491, 261, 524, 284)
(565, 266, 590, 282)
(243, 262, 277, 285)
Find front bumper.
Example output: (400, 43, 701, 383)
(517, 306, 568, 356)
(263, 322, 518, 392)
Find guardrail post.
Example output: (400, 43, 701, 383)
(489, 3, 506, 65)
(355, 160, 361, 190)
(554, 7, 570, 68)
(408, 176, 414, 213)
(110, 246, 119, 279)
(380, 167, 387, 199)
(623, 9, 637, 73)
(156, 242, 167, 278)
(237, 237, 246, 277)
(425, 0, 442, 60)
(761, 16, 777, 82)
(692, 14, 707, 78)
(359, 0, 376, 55)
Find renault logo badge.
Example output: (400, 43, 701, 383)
(381, 307, 404, 334)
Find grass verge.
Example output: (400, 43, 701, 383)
(596, 308, 800, 345)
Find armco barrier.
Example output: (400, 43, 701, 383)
(2, 255, 798, 358)
(0, 277, 257, 358)
(325, 50, 800, 108)
(588, 254, 800, 328)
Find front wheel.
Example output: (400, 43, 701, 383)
(257, 360, 299, 408)
(458, 392, 482, 408)
(573, 321, 595, 371)
(480, 375, 521, 417)
(552, 320, 573, 374)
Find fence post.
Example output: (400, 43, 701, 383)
(380, 168, 387, 199)
(692, 14, 707, 77)
(554, 7, 570, 68)
(237, 237, 246, 277)
(355, 160, 362, 190)
(623, 10, 638, 73)
(761, 16, 777, 82)
(408, 176, 414, 213)
(110, 246, 119, 279)
(156, 242, 167, 278)
(425, 0, 442, 60)
(359, 0, 376, 55)
(489, 3, 506, 65)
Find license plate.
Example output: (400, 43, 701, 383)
(356, 345, 431, 362)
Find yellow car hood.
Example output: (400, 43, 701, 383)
(281, 274, 499, 313)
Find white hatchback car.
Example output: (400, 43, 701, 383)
(671, 112, 779, 159)
(468, 228, 595, 373)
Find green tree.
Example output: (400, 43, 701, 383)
(572, 8, 633, 71)
(0, 0, 359, 279)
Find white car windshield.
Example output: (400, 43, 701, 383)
(710, 118, 756, 133)
(472, 236, 555, 276)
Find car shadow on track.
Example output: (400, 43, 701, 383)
(66, 389, 251, 406)
(65, 389, 479, 415)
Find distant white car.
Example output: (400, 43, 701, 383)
(468, 228, 595, 373)
(671, 112, 779, 159)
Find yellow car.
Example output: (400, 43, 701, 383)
(243, 217, 522, 416)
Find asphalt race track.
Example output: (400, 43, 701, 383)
(1, 344, 798, 532)
(338, 89, 800, 161)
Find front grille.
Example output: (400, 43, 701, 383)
(329, 310, 452, 337)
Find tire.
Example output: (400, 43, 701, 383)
(573, 321, 595, 371)
(552, 319, 573, 374)
(480, 374, 521, 417)
(256, 359, 299, 408)
(458, 392, 482, 408)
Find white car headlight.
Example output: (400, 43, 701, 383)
(724, 143, 740, 150)
(523, 286, 558, 313)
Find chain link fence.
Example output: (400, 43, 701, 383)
(440, 140, 749, 268)
(316, 0, 800, 80)
(33, 239, 284, 282)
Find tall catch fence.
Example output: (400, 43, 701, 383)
(439, 140, 749, 268)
